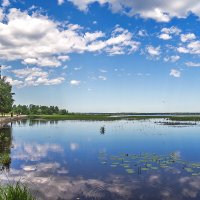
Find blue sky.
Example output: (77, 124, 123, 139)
(1, 0, 200, 112)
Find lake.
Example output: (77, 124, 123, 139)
(1, 119, 200, 200)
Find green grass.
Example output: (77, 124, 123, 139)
(30, 114, 168, 121)
(0, 153, 11, 166)
(30, 114, 118, 121)
(166, 116, 200, 121)
(30, 113, 200, 121)
(0, 182, 35, 200)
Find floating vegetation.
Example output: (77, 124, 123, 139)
(156, 121, 197, 126)
(126, 169, 134, 174)
(100, 126, 105, 135)
(98, 151, 200, 176)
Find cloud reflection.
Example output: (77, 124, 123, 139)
(13, 142, 64, 161)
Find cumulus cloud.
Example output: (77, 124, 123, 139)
(70, 143, 79, 151)
(5, 77, 24, 86)
(138, 29, 148, 37)
(57, 0, 64, 5)
(180, 33, 196, 42)
(170, 69, 181, 77)
(1, 65, 11, 70)
(159, 33, 171, 40)
(0, 8, 139, 68)
(159, 26, 181, 40)
(2, 0, 10, 7)
(67, 0, 200, 22)
(7, 67, 65, 87)
(185, 62, 200, 67)
(99, 69, 107, 73)
(177, 40, 200, 54)
(164, 55, 180, 62)
(70, 80, 81, 86)
(98, 75, 107, 80)
(146, 45, 161, 58)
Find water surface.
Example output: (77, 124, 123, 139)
(1, 119, 200, 199)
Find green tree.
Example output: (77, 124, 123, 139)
(0, 77, 14, 115)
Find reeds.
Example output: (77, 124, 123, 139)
(0, 182, 35, 200)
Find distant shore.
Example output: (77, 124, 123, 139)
(0, 115, 27, 127)
(30, 114, 200, 122)
(1, 114, 200, 125)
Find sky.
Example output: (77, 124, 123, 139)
(1, 0, 200, 113)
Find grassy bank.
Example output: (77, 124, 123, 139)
(0, 182, 35, 200)
(30, 114, 117, 121)
(30, 114, 200, 121)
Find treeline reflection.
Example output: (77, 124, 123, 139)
(0, 125, 12, 170)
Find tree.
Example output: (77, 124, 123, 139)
(12, 104, 68, 115)
(0, 76, 14, 115)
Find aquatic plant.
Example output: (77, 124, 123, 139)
(0, 182, 36, 200)
(99, 151, 200, 177)
(100, 126, 105, 134)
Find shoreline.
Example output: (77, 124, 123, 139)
(31, 114, 200, 122)
(0, 116, 27, 128)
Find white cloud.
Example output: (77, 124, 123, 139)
(99, 69, 107, 73)
(159, 26, 181, 40)
(9, 67, 65, 87)
(159, 33, 171, 40)
(161, 27, 181, 35)
(58, 55, 70, 61)
(84, 31, 105, 42)
(74, 67, 82, 71)
(0, 8, 4, 21)
(170, 69, 181, 78)
(70, 143, 79, 151)
(1, 65, 11, 70)
(58, 0, 64, 5)
(5, 77, 23, 86)
(185, 62, 200, 67)
(164, 55, 180, 62)
(146, 45, 161, 58)
(22, 57, 61, 67)
(62, 65, 68, 69)
(98, 75, 107, 80)
(67, 0, 200, 22)
(178, 40, 200, 54)
(180, 33, 196, 42)
(87, 26, 140, 55)
(13, 67, 48, 78)
(0, 9, 139, 68)
(138, 29, 148, 37)
(35, 77, 65, 85)
(2, 0, 10, 7)
(70, 80, 80, 86)
(177, 47, 189, 53)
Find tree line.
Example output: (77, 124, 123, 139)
(0, 76, 14, 116)
(12, 104, 68, 115)
(0, 72, 68, 116)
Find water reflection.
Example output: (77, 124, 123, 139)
(0, 126, 12, 170)
(1, 119, 200, 199)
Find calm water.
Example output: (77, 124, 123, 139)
(1, 119, 200, 200)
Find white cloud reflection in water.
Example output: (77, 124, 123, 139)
(2, 120, 200, 199)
